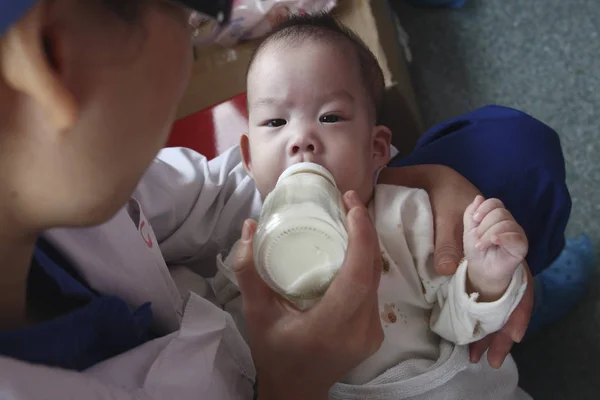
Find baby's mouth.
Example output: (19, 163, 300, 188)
(289, 155, 321, 167)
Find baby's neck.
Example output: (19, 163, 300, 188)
(355, 184, 376, 209)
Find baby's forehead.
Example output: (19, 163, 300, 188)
(246, 37, 374, 119)
(247, 35, 361, 85)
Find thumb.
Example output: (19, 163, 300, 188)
(234, 219, 273, 308)
(321, 201, 381, 316)
(433, 218, 464, 275)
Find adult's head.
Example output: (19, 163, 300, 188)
(0, 0, 229, 233)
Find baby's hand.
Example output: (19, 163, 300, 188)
(463, 196, 528, 301)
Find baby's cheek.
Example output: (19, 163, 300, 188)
(255, 171, 280, 198)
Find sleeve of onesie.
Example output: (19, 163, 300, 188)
(400, 189, 528, 345)
(427, 260, 527, 345)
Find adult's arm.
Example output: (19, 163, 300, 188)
(378, 165, 533, 368)
(379, 164, 479, 274)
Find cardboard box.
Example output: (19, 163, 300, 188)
(173, 0, 422, 158)
(332, 0, 423, 155)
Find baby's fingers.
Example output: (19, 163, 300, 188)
(476, 221, 526, 253)
(464, 195, 486, 233)
(476, 208, 513, 237)
(475, 220, 520, 251)
(473, 198, 504, 223)
(492, 232, 528, 259)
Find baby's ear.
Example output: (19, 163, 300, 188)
(372, 125, 392, 170)
(240, 133, 254, 178)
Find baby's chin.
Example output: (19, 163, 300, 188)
(343, 185, 376, 206)
(335, 177, 376, 204)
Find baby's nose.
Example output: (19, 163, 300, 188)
(291, 142, 316, 154)
(290, 130, 319, 154)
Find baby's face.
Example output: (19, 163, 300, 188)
(243, 40, 390, 203)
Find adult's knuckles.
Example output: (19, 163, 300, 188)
(434, 242, 462, 261)
(233, 252, 253, 272)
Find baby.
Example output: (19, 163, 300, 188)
(214, 14, 531, 400)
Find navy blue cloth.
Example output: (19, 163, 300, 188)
(0, 238, 153, 371)
(0, 0, 38, 34)
(390, 105, 570, 276)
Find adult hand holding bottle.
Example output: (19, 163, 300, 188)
(234, 191, 383, 400)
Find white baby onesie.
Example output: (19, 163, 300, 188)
(213, 184, 530, 399)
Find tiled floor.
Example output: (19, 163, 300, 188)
(393, 0, 600, 398)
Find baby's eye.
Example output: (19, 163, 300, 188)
(320, 114, 343, 123)
(264, 119, 287, 127)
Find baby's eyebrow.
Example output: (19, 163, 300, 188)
(249, 90, 355, 112)
(319, 90, 355, 104)
(249, 97, 281, 111)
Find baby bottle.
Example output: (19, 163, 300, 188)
(253, 162, 348, 308)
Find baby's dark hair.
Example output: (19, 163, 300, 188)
(247, 12, 385, 122)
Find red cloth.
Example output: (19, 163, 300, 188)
(167, 93, 248, 160)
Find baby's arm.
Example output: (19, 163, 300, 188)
(463, 196, 528, 301)
(403, 191, 527, 345)
(424, 259, 527, 345)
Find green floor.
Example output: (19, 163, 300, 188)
(393, 0, 600, 398)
